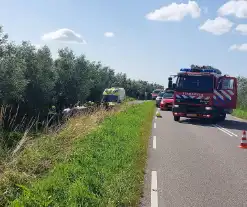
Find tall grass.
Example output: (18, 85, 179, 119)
(9, 102, 154, 206)
(0, 105, 121, 207)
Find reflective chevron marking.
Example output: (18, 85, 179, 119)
(214, 90, 224, 100)
(220, 90, 231, 100)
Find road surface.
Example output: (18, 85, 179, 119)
(141, 109, 247, 207)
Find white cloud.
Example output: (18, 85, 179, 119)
(218, 0, 247, 18)
(229, 44, 247, 51)
(236, 24, 247, 35)
(199, 17, 234, 35)
(145, 1, 201, 22)
(104, 32, 115, 37)
(41, 28, 86, 44)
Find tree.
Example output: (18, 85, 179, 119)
(0, 43, 27, 104)
(0, 26, 163, 132)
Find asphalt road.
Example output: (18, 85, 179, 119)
(141, 108, 247, 207)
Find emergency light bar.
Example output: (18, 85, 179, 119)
(180, 68, 221, 74)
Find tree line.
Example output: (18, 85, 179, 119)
(0, 26, 163, 133)
(236, 76, 247, 109)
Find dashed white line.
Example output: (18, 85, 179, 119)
(213, 124, 238, 137)
(154, 123, 156, 128)
(151, 171, 158, 207)
(153, 136, 156, 149)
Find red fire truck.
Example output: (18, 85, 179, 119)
(172, 66, 237, 123)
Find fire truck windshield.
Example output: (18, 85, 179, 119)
(176, 75, 213, 93)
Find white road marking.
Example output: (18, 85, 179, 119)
(151, 171, 158, 207)
(153, 136, 156, 149)
(216, 124, 238, 137)
(213, 125, 233, 136)
(213, 124, 238, 137)
(155, 116, 157, 120)
(154, 123, 156, 128)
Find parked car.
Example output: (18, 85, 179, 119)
(155, 91, 165, 107)
(151, 89, 163, 100)
(160, 91, 174, 111)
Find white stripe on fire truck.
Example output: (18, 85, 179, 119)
(182, 95, 188, 99)
(220, 90, 231, 100)
(197, 95, 203, 99)
(214, 90, 224, 100)
(227, 90, 234, 96)
(176, 95, 181, 98)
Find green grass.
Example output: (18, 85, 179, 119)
(0, 108, 119, 207)
(232, 108, 247, 120)
(10, 102, 155, 207)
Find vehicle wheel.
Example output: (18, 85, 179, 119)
(174, 116, 180, 122)
(211, 117, 218, 124)
(218, 113, 226, 122)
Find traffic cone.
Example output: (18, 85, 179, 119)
(239, 130, 247, 149)
(156, 111, 162, 118)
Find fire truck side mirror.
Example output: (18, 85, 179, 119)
(168, 77, 173, 88)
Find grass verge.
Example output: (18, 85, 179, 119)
(0, 106, 121, 207)
(232, 108, 247, 120)
(124, 96, 136, 102)
(9, 101, 155, 206)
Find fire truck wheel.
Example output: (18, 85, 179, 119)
(218, 113, 226, 122)
(211, 118, 217, 124)
(174, 116, 180, 122)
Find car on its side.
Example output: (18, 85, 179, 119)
(160, 91, 174, 111)
(151, 89, 163, 100)
(155, 91, 165, 107)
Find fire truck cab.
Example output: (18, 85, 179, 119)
(172, 66, 237, 123)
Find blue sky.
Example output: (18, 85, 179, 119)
(0, 0, 247, 86)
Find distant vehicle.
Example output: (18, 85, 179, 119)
(160, 91, 174, 110)
(102, 87, 126, 106)
(152, 89, 163, 100)
(155, 91, 165, 107)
